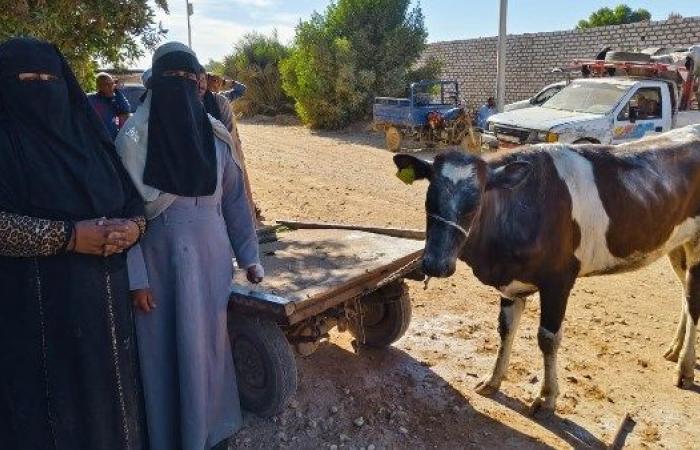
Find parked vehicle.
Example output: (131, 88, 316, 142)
(483, 59, 700, 148)
(373, 80, 472, 152)
(504, 81, 567, 112)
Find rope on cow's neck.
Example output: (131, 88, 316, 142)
(422, 214, 469, 291)
(427, 213, 470, 239)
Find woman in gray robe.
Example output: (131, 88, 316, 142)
(116, 42, 263, 450)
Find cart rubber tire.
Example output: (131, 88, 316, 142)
(385, 126, 402, 152)
(228, 315, 297, 417)
(349, 281, 412, 348)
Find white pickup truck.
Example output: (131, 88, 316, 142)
(484, 77, 700, 147)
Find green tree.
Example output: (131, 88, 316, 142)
(577, 4, 651, 29)
(1, 1, 168, 89)
(281, 0, 428, 129)
(218, 31, 292, 116)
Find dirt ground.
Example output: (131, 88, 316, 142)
(231, 120, 700, 450)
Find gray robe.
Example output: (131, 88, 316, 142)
(127, 137, 260, 450)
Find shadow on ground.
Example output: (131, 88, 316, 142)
(232, 340, 611, 449)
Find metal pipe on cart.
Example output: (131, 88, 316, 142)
(496, 0, 508, 112)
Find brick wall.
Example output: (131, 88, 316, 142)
(419, 16, 700, 109)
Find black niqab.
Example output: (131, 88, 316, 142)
(144, 50, 217, 197)
(0, 38, 127, 220)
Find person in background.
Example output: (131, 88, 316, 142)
(476, 96, 497, 129)
(206, 72, 224, 92)
(221, 80, 247, 102)
(198, 69, 262, 226)
(0, 37, 147, 450)
(117, 42, 263, 450)
(88, 72, 131, 139)
(690, 45, 700, 108)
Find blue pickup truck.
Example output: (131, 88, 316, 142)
(373, 80, 471, 152)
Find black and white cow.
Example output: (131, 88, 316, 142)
(395, 125, 700, 415)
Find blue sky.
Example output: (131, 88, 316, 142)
(139, 0, 699, 68)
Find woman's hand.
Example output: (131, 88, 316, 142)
(100, 219, 141, 256)
(72, 219, 125, 256)
(246, 264, 264, 284)
(131, 288, 156, 313)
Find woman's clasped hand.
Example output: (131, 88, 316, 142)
(69, 218, 141, 256)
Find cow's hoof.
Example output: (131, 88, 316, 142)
(474, 378, 500, 396)
(528, 397, 555, 418)
(663, 346, 681, 362)
(676, 372, 695, 389)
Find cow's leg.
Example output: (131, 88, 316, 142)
(676, 246, 700, 389)
(475, 296, 526, 395)
(664, 247, 687, 362)
(529, 279, 574, 417)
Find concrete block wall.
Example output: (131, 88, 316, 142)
(419, 16, 700, 108)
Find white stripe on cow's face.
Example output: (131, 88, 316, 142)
(441, 162, 474, 185)
(549, 147, 620, 275)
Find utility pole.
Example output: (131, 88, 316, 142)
(496, 0, 508, 112)
(186, 1, 193, 48)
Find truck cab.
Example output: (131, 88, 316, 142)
(484, 77, 686, 147)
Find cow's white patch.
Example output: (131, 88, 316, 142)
(441, 163, 474, 185)
(498, 280, 537, 299)
(490, 298, 525, 384)
(661, 217, 700, 259)
(549, 147, 620, 275)
(550, 147, 700, 275)
(666, 124, 700, 143)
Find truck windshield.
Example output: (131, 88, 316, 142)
(542, 81, 629, 114)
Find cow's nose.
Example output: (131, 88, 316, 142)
(422, 255, 456, 278)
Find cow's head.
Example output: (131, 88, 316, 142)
(394, 151, 531, 278)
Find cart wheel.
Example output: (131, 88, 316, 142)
(349, 281, 412, 348)
(228, 315, 297, 417)
(385, 126, 402, 152)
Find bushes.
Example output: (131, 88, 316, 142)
(281, 0, 428, 129)
(221, 32, 293, 116)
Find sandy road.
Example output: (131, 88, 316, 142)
(231, 120, 699, 449)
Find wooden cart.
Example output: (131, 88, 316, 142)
(227, 222, 425, 417)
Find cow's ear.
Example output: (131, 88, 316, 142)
(486, 161, 532, 190)
(393, 154, 433, 184)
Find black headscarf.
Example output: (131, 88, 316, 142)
(0, 38, 127, 220)
(144, 46, 217, 197)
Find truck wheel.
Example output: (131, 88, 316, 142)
(385, 127, 402, 152)
(349, 281, 412, 348)
(228, 315, 297, 417)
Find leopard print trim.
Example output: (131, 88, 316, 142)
(130, 216, 147, 239)
(0, 212, 69, 257)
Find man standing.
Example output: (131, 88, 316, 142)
(198, 70, 262, 225)
(476, 96, 497, 129)
(88, 72, 131, 140)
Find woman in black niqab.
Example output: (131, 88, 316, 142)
(143, 49, 217, 197)
(0, 37, 147, 450)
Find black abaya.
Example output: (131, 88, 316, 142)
(0, 38, 147, 450)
